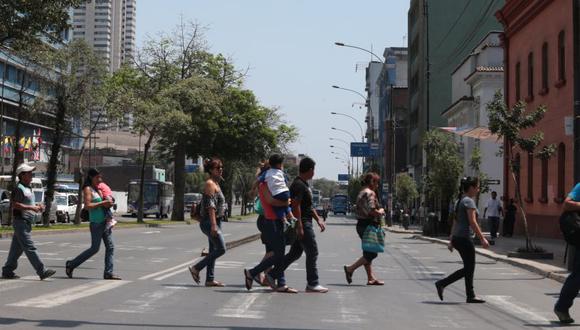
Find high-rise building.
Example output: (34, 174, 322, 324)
(72, 0, 136, 132)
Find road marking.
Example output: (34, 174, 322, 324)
(142, 231, 161, 234)
(214, 293, 266, 319)
(214, 261, 246, 269)
(322, 290, 366, 324)
(110, 286, 186, 313)
(138, 257, 200, 280)
(8, 280, 130, 308)
(34, 241, 54, 246)
(0, 276, 38, 293)
(484, 295, 550, 323)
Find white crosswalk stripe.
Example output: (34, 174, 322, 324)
(7, 280, 130, 308)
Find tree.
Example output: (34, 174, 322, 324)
(487, 91, 555, 251)
(423, 129, 464, 232)
(34, 40, 106, 226)
(468, 146, 490, 206)
(312, 178, 341, 199)
(395, 173, 418, 210)
(0, 1, 81, 47)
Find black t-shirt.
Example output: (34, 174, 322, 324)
(290, 177, 313, 221)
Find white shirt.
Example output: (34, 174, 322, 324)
(486, 198, 502, 218)
(265, 168, 289, 196)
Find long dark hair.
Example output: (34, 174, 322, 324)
(83, 168, 100, 189)
(454, 176, 479, 211)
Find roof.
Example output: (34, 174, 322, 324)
(441, 96, 474, 116)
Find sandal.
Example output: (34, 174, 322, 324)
(188, 266, 200, 285)
(276, 286, 298, 294)
(367, 279, 385, 286)
(343, 265, 353, 284)
(253, 273, 265, 286)
(243, 269, 253, 291)
(205, 280, 225, 287)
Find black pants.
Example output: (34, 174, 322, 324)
(503, 215, 515, 237)
(556, 247, 580, 312)
(437, 236, 476, 298)
(356, 220, 378, 263)
(278, 220, 319, 286)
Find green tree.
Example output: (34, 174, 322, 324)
(312, 178, 341, 199)
(487, 91, 555, 251)
(395, 173, 418, 210)
(0, 1, 81, 47)
(423, 129, 464, 232)
(185, 171, 206, 193)
(468, 146, 490, 206)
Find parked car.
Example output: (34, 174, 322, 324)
(184, 193, 202, 215)
(55, 193, 81, 223)
(0, 188, 58, 225)
(33, 189, 58, 224)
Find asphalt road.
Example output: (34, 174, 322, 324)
(0, 216, 576, 329)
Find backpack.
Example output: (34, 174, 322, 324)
(80, 208, 89, 222)
(560, 211, 580, 246)
(190, 202, 201, 221)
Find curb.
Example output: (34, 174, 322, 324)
(225, 233, 262, 250)
(386, 228, 570, 284)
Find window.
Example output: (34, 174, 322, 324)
(556, 143, 566, 202)
(526, 153, 534, 202)
(540, 157, 548, 203)
(515, 62, 521, 101)
(558, 30, 566, 85)
(541, 43, 549, 94)
(527, 52, 534, 101)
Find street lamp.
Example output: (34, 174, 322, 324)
(329, 137, 349, 146)
(331, 111, 364, 142)
(331, 127, 357, 142)
(332, 85, 368, 102)
(334, 42, 385, 64)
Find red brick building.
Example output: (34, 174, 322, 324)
(496, 0, 577, 238)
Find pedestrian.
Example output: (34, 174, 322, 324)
(270, 157, 329, 293)
(188, 158, 227, 287)
(1, 163, 56, 280)
(483, 191, 502, 239)
(554, 182, 580, 324)
(435, 177, 489, 303)
(65, 168, 119, 280)
(418, 202, 427, 226)
(503, 199, 517, 237)
(343, 172, 385, 286)
(244, 160, 297, 293)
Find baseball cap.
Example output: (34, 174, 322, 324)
(16, 163, 36, 176)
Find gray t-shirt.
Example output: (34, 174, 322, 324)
(12, 183, 36, 223)
(452, 196, 479, 238)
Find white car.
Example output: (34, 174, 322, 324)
(55, 193, 81, 223)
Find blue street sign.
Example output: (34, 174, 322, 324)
(350, 142, 370, 157)
(185, 164, 199, 173)
(338, 174, 350, 181)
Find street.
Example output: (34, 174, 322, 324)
(0, 216, 574, 329)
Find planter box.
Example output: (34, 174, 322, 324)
(507, 251, 554, 260)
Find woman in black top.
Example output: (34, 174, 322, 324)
(343, 172, 385, 286)
(435, 177, 489, 303)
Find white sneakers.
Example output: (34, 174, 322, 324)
(306, 285, 329, 293)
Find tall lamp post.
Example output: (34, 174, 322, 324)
(331, 112, 365, 142)
(334, 42, 385, 64)
(331, 127, 360, 175)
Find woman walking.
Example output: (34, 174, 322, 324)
(65, 168, 119, 280)
(343, 172, 385, 286)
(435, 177, 489, 303)
(189, 158, 227, 287)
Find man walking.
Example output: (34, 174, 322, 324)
(483, 191, 502, 239)
(2, 163, 56, 280)
(271, 157, 328, 293)
(554, 182, 580, 324)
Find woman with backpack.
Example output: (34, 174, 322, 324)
(188, 158, 227, 287)
(435, 177, 489, 303)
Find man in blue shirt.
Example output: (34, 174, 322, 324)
(555, 183, 580, 323)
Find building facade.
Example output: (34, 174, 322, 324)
(442, 32, 505, 210)
(497, 0, 576, 238)
(407, 0, 505, 190)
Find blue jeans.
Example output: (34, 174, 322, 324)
(556, 247, 580, 312)
(68, 222, 114, 276)
(2, 220, 46, 277)
(278, 220, 320, 286)
(194, 220, 226, 282)
(249, 218, 287, 287)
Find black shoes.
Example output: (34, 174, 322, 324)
(435, 281, 444, 301)
(40, 269, 56, 280)
(466, 297, 486, 304)
(65, 261, 74, 279)
(1, 273, 20, 279)
(554, 309, 575, 324)
(104, 274, 122, 280)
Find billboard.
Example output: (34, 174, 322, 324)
(338, 174, 350, 181)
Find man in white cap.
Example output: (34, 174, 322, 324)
(1, 163, 55, 280)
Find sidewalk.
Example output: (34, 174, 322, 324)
(386, 224, 571, 283)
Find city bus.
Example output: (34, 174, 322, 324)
(127, 180, 174, 218)
(312, 189, 321, 208)
(332, 194, 348, 215)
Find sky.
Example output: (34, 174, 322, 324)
(136, 0, 409, 181)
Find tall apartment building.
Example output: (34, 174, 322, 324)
(72, 0, 136, 131)
(407, 0, 504, 187)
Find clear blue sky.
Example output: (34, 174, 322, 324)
(136, 0, 409, 181)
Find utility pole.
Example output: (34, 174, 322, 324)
(574, 0, 580, 184)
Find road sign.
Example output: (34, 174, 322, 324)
(338, 174, 350, 181)
(351, 142, 370, 157)
(185, 164, 199, 173)
(485, 179, 501, 185)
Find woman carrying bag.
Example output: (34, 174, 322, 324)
(343, 172, 386, 286)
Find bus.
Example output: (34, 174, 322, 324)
(332, 194, 348, 215)
(312, 189, 321, 208)
(127, 180, 174, 218)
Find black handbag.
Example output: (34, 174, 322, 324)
(560, 211, 580, 246)
(284, 219, 297, 246)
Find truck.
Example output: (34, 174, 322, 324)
(331, 194, 348, 215)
